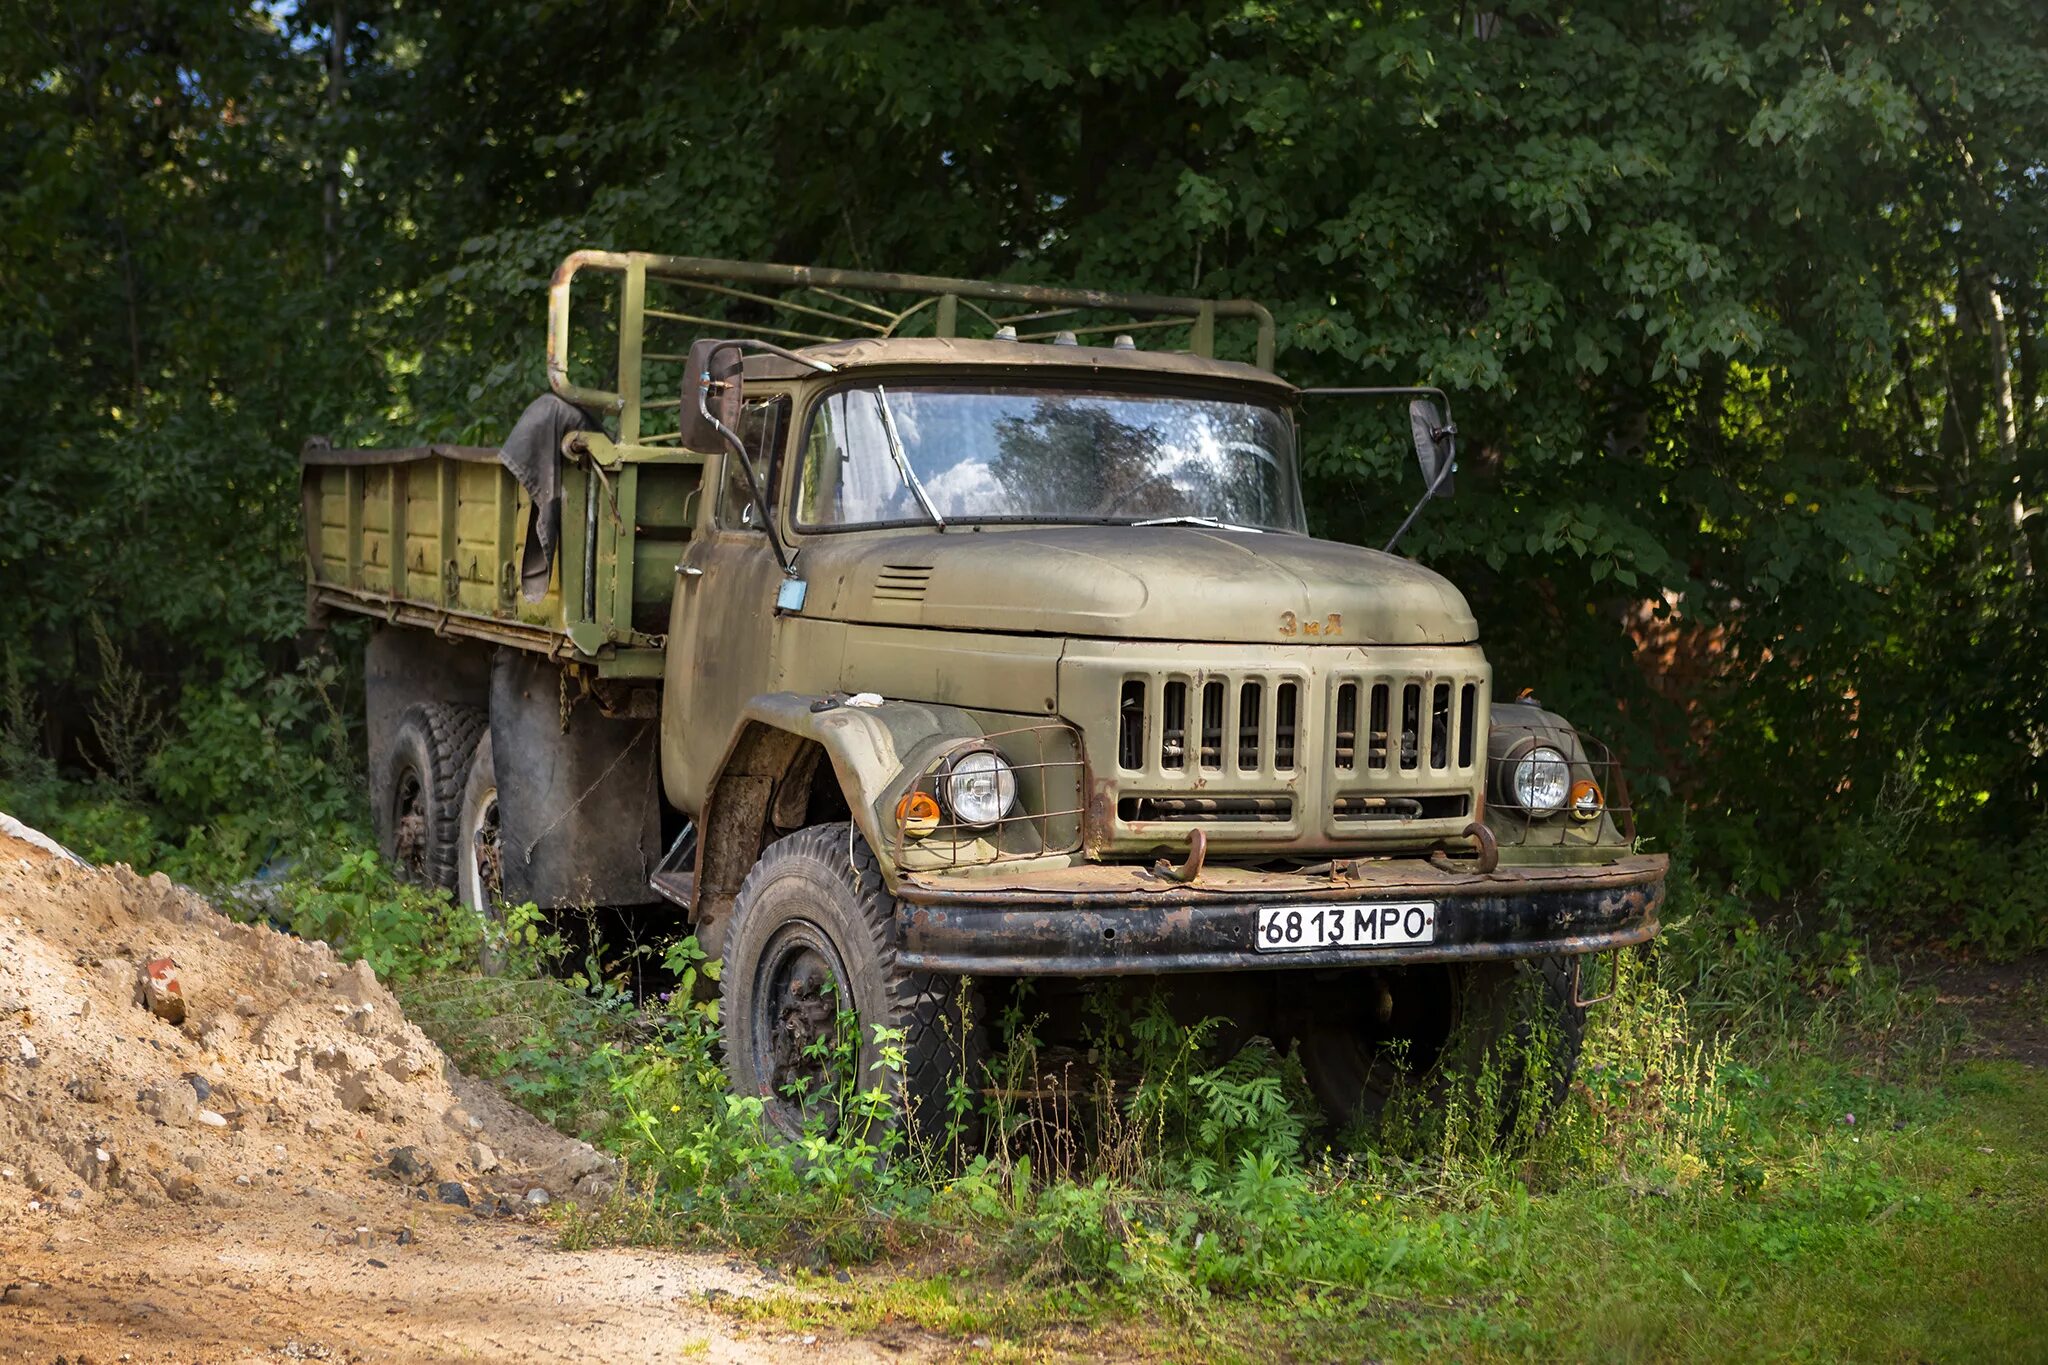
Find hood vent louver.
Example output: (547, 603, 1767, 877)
(873, 564, 934, 603)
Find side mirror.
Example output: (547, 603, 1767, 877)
(679, 338, 743, 455)
(1408, 398, 1455, 498)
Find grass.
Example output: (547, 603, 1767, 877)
(233, 847, 2048, 1362)
(716, 1054, 2047, 1363)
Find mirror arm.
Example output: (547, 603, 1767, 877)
(1297, 385, 1458, 556)
(694, 340, 836, 578)
(1379, 424, 1457, 555)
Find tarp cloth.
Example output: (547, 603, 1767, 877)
(501, 394, 601, 602)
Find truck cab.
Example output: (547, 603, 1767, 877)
(304, 252, 1664, 1140)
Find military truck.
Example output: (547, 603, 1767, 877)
(301, 251, 1664, 1135)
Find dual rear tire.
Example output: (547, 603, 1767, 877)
(374, 702, 505, 964)
(375, 702, 484, 890)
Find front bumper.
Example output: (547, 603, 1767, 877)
(895, 852, 1665, 976)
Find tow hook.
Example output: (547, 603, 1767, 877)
(1427, 821, 1499, 875)
(1152, 827, 1208, 884)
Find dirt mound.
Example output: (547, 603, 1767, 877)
(0, 827, 614, 1228)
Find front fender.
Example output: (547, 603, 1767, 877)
(738, 693, 979, 866)
(733, 693, 1080, 882)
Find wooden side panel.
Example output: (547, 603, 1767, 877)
(453, 461, 505, 615)
(314, 468, 350, 585)
(361, 467, 394, 594)
(404, 463, 442, 602)
(306, 447, 677, 679)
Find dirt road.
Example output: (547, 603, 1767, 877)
(0, 827, 937, 1363)
(0, 1188, 931, 1362)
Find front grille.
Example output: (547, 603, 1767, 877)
(1072, 644, 1490, 852)
(1117, 673, 1307, 776)
(1331, 678, 1482, 775)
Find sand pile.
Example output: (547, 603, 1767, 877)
(0, 825, 613, 1231)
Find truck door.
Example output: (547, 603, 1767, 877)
(661, 395, 791, 815)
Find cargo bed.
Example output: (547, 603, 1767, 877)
(300, 436, 701, 679)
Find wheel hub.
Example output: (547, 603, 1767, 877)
(468, 790, 502, 909)
(753, 927, 851, 1128)
(393, 771, 427, 877)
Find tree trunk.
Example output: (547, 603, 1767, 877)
(323, 2, 348, 280)
(1983, 280, 2029, 577)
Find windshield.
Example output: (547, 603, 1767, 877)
(793, 384, 1305, 532)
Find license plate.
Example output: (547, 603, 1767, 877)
(1254, 901, 1437, 953)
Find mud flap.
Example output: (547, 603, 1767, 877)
(489, 650, 663, 908)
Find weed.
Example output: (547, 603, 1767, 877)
(84, 615, 166, 796)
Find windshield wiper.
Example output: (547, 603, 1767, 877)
(1132, 515, 1265, 533)
(871, 386, 944, 529)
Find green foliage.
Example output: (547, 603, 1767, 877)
(0, 649, 363, 886)
(268, 846, 555, 985)
(4, 2, 2045, 930)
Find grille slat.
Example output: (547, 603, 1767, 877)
(1430, 681, 1452, 769)
(1399, 683, 1421, 771)
(1368, 683, 1390, 770)
(1334, 682, 1359, 770)
(1199, 681, 1225, 770)
(1117, 680, 1146, 771)
(1161, 681, 1188, 770)
(1236, 680, 1263, 771)
(1273, 681, 1298, 772)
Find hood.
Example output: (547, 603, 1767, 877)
(795, 525, 1477, 645)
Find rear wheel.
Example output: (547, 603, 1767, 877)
(456, 732, 509, 974)
(375, 702, 485, 890)
(722, 823, 980, 1150)
(1295, 957, 1587, 1133)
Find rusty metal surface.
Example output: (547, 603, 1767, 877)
(896, 850, 1669, 908)
(897, 869, 1664, 977)
(308, 588, 663, 679)
(300, 442, 502, 467)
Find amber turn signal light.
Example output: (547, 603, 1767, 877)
(896, 790, 942, 838)
(1567, 779, 1604, 822)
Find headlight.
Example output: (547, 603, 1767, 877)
(939, 748, 1017, 828)
(1507, 744, 1570, 816)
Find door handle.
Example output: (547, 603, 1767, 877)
(676, 564, 704, 577)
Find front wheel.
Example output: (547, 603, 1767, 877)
(721, 823, 980, 1149)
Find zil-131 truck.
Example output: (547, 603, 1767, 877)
(301, 251, 1665, 1137)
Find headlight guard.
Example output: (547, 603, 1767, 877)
(1484, 703, 1636, 849)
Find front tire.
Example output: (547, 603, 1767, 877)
(722, 823, 979, 1149)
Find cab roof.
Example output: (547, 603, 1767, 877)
(741, 335, 1297, 395)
